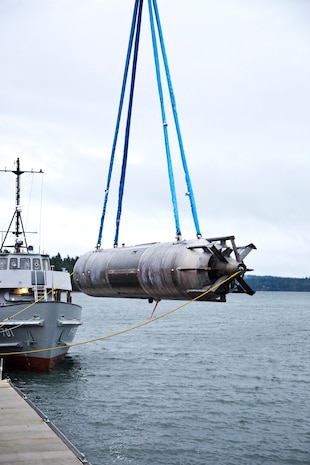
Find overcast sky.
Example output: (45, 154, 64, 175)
(0, 0, 309, 278)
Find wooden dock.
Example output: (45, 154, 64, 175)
(0, 379, 91, 465)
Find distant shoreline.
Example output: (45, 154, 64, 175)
(245, 275, 310, 292)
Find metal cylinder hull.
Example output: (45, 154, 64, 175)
(73, 238, 252, 302)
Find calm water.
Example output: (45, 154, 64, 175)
(7, 292, 310, 465)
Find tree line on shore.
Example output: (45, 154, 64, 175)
(245, 275, 310, 292)
(50, 254, 310, 292)
(50, 253, 78, 274)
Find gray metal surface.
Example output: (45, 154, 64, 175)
(0, 300, 82, 370)
(74, 236, 256, 302)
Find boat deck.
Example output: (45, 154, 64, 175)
(0, 379, 91, 465)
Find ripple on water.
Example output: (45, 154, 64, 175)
(8, 292, 310, 465)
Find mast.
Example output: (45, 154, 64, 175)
(0, 158, 43, 253)
(13, 158, 23, 244)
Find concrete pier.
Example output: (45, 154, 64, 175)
(0, 379, 91, 465)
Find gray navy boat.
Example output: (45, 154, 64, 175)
(0, 159, 82, 371)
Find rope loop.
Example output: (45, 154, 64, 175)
(0, 271, 241, 357)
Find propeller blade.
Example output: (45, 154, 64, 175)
(236, 275, 255, 295)
(230, 237, 241, 262)
(238, 243, 257, 262)
(209, 245, 228, 263)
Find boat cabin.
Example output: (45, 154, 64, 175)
(0, 253, 72, 304)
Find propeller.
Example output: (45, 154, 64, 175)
(206, 237, 256, 296)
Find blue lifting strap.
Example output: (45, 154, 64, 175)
(113, 0, 144, 247)
(96, 0, 142, 248)
(150, 0, 201, 238)
(148, 0, 181, 240)
(97, 0, 202, 248)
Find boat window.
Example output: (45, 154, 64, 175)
(42, 258, 50, 270)
(20, 257, 31, 269)
(33, 258, 41, 270)
(0, 258, 7, 270)
(10, 258, 18, 269)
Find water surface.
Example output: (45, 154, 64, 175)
(9, 292, 310, 465)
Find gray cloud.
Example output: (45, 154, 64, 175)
(1, 0, 309, 277)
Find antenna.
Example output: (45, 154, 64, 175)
(0, 158, 43, 252)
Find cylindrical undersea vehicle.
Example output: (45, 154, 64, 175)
(73, 236, 256, 302)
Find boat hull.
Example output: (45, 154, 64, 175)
(0, 300, 82, 371)
(3, 352, 68, 371)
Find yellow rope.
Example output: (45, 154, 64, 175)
(0, 292, 50, 325)
(0, 271, 240, 357)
